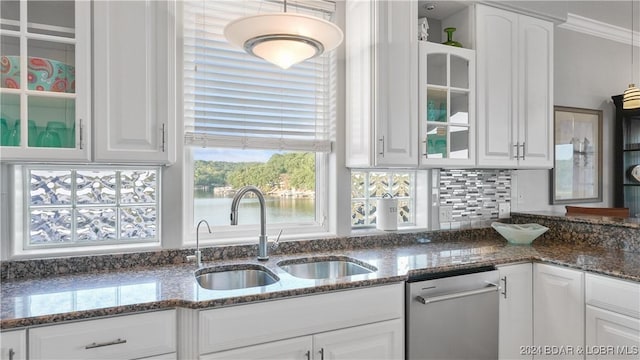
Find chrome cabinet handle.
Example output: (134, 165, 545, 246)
(8, 348, 15, 360)
(415, 282, 499, 304)
(378, 136, 385, 156)
(305, 350, 311, 360)
(85, 338, 127, 349)
(513, 143, 520, 159)
(501, 276, 508, 299)
(79, 119, 84, 150)
(520, 142, 525, 160)
(161, 123, 166, 152)
(319, 348, 325, 360)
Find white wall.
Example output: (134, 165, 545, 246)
(513, 27, 639, 212)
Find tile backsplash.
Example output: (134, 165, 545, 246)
(438, 169, 511, 227)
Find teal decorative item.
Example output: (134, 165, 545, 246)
(0, 118, 8, 146)
(439, 102, 447, 121)
(442, 27, 462, 47)
(427, 100, 437, 121)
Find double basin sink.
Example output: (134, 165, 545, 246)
(195, 257, 376, 291)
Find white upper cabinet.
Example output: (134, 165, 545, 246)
(419, 41, 475, 167)
(476, 4, 553, 169)
(0, 0, 91, 162)
(346, 0, 418, 167)
(93, 0, 175, 164)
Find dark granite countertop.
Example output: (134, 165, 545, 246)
(513, 211, 640, 229)
(2, 234, 640, 330)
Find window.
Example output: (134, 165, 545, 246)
(351, 171, 416, 228)
(19, 166, 160, 250)
(182, 0, 336, 236)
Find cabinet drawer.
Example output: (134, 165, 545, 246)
(1, 330, 27, 360)
(199, 283, 404, 354)
(586, 274, 640, 318)
(29, 310, 176, 360)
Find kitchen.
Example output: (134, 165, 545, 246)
(1, 0, 640, 359)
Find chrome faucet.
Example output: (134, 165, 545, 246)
(230, 186, 269, 261)
(192, 219, 211, 267)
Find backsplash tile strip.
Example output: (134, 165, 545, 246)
(439, 169, 511, 226)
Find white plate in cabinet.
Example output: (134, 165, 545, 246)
(28, 310, 176, 360)
(0, 330, 26, 360)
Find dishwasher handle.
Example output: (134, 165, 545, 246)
(415, 282, 499, 305)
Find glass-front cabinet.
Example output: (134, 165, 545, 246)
(0, 0, 90, 161)
(613, 95, 640, 217)
(419, 41, 475, 167)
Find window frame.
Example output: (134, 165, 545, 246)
(182, 148, 330, 246)
(179, 0, 336, 245)
(10, 164, 163, 259)
(350, 170, 418, 229)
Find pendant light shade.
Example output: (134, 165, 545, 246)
(623, 84, 640, 109)
(224, 11, 343, 70)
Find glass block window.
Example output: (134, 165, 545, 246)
(25, 166, 160, 248)
(351, 171, 415, 228)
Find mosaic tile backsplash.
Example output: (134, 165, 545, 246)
(439, 169, 511, 225)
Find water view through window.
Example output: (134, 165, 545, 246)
(193, 149, 316, 226)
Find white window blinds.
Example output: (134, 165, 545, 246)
(183, 0, 337, 152)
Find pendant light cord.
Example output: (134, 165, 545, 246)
(284, 0, 287, 13)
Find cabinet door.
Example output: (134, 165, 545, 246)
(476, 5, 519, 168)
(585, 306, 640, 360)
(29, 310, 176, 360)
(201, 336, 312, 360)
(0, 0, 91, 162)
(533, 264, 584, 359)
(0, 330, 26, 360)
(499, 263, 533, 360)
(373, 0, 418, 167)
(313, 319, 404, 360)
(345, 0, 417, 167)
(93, 0, 174, 164)
(419, 42, 475, 167)
(517, 15, 553, 168)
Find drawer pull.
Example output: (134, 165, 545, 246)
(85, 338, 127, 349)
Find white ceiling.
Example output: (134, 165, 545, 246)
(417, 1, 640, 30)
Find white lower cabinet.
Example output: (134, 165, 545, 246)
(202, 319, 403, 360)
(194, 283, 404, 360)
(585, 306, 640, 360)
(0, 330, 26, 360)
(498, 263, 533, 360)
(533, 263, 584, 359)
(585, 273, 640, 360)
(314, 319, 403, 360)
(28, 310, 176, 360)
(201, 337, 312, 360)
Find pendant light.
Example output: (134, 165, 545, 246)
(224, 0, 343, 70)
(623, 0, 640, 109)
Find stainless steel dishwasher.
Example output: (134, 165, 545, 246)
(406, 266, 500, 360)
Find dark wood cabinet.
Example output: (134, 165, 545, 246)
(612, 95, 640, 217)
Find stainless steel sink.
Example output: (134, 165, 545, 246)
(277, 257, 377, 279)
(195, 264, 279, 290)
